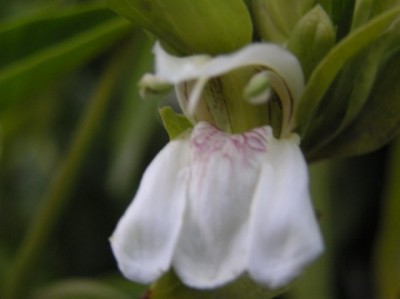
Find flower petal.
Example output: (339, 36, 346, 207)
(173, 122, 271, 288)
(154, 42, 304, 126)
(247, 135, 324, 289)
(154, 42, 304, 102)
(174, 77, 210, 123)
(154, 42, 211, 83)
(110, 137, 190, 284)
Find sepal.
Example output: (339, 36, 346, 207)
(159, 106, 192, 140)
(106, 0, 252, 55)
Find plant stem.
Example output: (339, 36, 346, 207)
(4, 46, 127, 299)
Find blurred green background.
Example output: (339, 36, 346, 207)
(0, 1, 399, 299)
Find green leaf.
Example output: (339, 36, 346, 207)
(106, 0, 252, 55)
(374, 137, 400, 299)
(296, 6, 400, 135)
(0, 4, 132, 111)
(151, 271, 287, 299)
(0, 5, 114, 68)
(303, 21, 400, 156)
(159, 106, 192, 140)
(307, 50, 400, 160)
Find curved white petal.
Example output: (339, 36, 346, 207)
(174, 78, 210, 123)
(154, 42, 304, 102)
(247, 136, 323, 289)
(154, 43, 211, 83)
(110, 137, 190, 284)
(173, 122, 272, 288)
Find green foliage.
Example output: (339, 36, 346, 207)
(296, 6, 400, 135)
(308, 50, 400, 159)
(0, 4, 132, 110)
(106, 0, 253, 55)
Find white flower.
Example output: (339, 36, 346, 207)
(111, 42, 323, 290)
(110, 121, 323, 289)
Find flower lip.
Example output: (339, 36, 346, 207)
(110, 122, 323, 290)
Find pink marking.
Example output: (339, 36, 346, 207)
(191, 122, 270, 163)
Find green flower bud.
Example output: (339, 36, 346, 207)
(251, 0, 315, 44)
(243, 71, 272, 105)
(351, 0, 374, 30)
(106, 0, 252, 55)
(287, 5, 336, 79)
(139, 74, 172, 98)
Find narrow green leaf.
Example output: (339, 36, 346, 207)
(302, 12, 400, 153)
(106, 0, 252, 55)
(303, 36, 389, 155)
(296, 6, 400, 135)
(0, 5, 132, 110)
(159, 106, 192, 140)
(0, 5, 115, 68)
(307, 50, 400, 160)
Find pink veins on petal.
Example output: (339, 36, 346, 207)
(191, 122, 271, 164)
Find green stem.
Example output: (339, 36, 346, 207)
(374, 137, 400, 299)
(4, 46, 127, 299)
